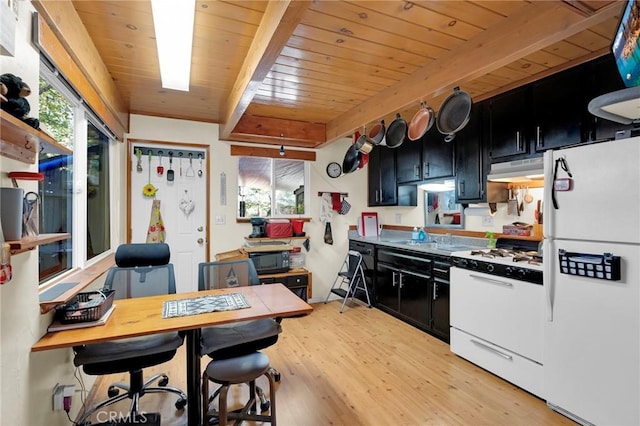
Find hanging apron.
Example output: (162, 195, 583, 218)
(146, 199, 166, 243)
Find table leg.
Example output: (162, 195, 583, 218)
(186, 329, 202, 426)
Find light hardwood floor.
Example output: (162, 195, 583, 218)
(79, 301, 574, 425)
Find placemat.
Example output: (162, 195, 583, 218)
(162, 293, 251, 318)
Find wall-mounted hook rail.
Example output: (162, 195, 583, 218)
(133, 146, 205, 160)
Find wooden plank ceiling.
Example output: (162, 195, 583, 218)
(71, 0, 624, 149)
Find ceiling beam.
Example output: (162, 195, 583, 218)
(229, 115, 325, 148)
(219, 0, 312, 141)
(324, 1, 622, 145)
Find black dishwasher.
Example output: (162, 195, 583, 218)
(348, 240, 376, 307)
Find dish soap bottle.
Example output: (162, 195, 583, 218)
(412, 227, 419, 240)
(418, 227, 426, 241)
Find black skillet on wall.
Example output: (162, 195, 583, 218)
(436, 86, 472, 143)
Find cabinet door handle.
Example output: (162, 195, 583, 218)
(414, 164, 420, 178)
(392, 271, 397, 287)
(424, 162, 430, 177)
(516, 131, 521, 151)
(398, 272, 404, 289)
(375, 190, 379, 203)
(433, 282, 437, 300)
(536, 126, 542, 149)
(380, 189, 384, 202)
(458, 180, 465, 195)
(470, 338, 513, 360)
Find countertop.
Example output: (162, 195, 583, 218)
(348, 230, 488, 256)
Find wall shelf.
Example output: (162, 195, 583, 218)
(0, 111, 69, 163)
(7, 233, 70, 255)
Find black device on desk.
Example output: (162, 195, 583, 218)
(249, 250, 290, 274)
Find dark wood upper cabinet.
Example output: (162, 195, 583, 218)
(421, 128, 455, 180)
(487, 86, 530, 160)
(455, 103, 486, 203)
(531, 66, 586, 152)
(395, 138, 423, 184)
(368, 146, 397, 206)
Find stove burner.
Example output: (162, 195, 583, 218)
(470, 248, 543, 264)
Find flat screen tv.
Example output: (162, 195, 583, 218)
(612, 0, 640, 88)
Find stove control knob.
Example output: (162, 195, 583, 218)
(518, 269, 527, 279)
(458, 259, 468, 267)
(505, 266, 513, 275)
(470, 260, 479, 269)
(486, 264, 495, 272)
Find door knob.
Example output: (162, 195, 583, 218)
(197, 238, 204, 244)
(197, 226, 203, 232)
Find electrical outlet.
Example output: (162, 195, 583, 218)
(52, 384, 64, 411)
(482, 215, 494, 226)
(215, 214, 225, 225)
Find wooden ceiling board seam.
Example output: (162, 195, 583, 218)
(412, 0, 509, 28)
(311, 1, 471, 49)
(261, 76, 373, 98)
(469, 0, 531, 17)
(345, 0, 484, 40)
(272, 55, 401, 88)
(278, 45, 412, 81)
(291, 24, 433, 67)
(298, 9, 451, 59)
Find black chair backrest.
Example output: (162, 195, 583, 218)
(198, 259, 260, 291)
(106, 243, 176, 299)
(115, 243, 170, 267)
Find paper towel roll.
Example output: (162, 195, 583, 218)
(464, 207, 492, 216)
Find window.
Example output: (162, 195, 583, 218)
(238, 157, 307, 217)
(38, 62, 114, 283)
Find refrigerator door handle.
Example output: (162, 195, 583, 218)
(543, 149, 554, 238)
(544, 239, 554, 322)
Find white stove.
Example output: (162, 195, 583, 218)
(449, 238, 545, 398)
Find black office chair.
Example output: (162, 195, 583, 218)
(198, 258, 281, 424)
(73, 243, 187, 425)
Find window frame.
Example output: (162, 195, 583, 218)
(38, 60, 117, 285)
(237, 156, 310, 218)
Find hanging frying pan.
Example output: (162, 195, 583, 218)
(407, 101, 435, 141)
(385, 113, 407, 148)
(342, 143, 361, 174)
(368, 120, 386, 145)
(436, 86, 472, 143)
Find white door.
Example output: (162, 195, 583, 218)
(129, 142, 208, 293)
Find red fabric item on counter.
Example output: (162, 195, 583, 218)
(332, 193, 342, 211)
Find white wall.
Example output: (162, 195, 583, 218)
(0, 3, 95, 425)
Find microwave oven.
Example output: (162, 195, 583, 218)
(248, 250, 290, 274)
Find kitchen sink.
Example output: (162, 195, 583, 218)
(380, 239, 475, 252)
(433, 244, 476, 252)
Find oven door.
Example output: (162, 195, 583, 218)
(450, 266, 543, 363)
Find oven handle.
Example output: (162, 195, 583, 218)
(469, 274, 513, 287)
(470, 338, 513, 360)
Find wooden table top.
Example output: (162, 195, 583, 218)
(32, 284, 313, 352)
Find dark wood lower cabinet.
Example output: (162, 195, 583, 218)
(375, 248, 450, 342)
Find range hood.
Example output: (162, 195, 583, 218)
(487, 157, 544, 182)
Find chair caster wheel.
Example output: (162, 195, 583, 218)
(158, 375, 169, 387)
(107, 386, 119, 398)
(274, 372, 281, 382)
(260, 400, 270, 412)
(175, 397, 187, 410)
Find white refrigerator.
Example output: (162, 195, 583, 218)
(543, 137, 640, 425)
